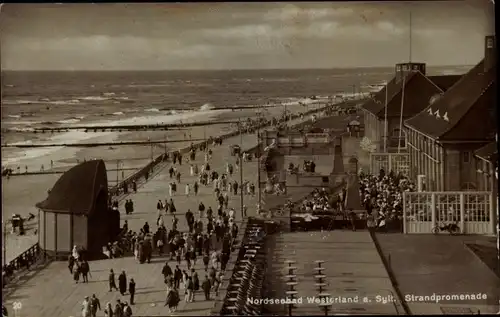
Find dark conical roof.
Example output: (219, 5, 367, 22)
(36, 160, 108, 214)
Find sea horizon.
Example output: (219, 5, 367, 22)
(0, 64, 475, 73)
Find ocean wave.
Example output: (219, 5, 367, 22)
(79, 96, 111, 101)
(8, 115, 21, 119)
(144, 108, 160, 112)
(127, 84, 172, 88)
(113, 112, 124, 116)
(50, 99, 81, 105)
(199, 103, 214, 111)
(102, 92, 116, 97)
(3, 120, 40, 125)
(6, 127, 36, 132)
(57, 116, 84, 124)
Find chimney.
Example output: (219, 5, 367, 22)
(484, 35, 496, 71)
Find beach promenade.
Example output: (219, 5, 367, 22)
(1, 100, 334, 263)
(2, 105, 329, 316)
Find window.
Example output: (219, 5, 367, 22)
(463, 151, 470, 163)
(322, 176, 329, 183)
(487, 38, 494, 48)
(396, 65, 402, 71)
(402, 65, 409, 71)
(413, 65, 419, 70)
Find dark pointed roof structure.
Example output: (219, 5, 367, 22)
(36, 160, 108, 214)
(362, 71, 445, 119)
(405, 60, 496, 141)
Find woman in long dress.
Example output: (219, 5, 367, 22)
(72, 245, 80, 261)
(169, 183, 173, 197)
(190, 165, 194, 176)
(185, 184, 190, 196)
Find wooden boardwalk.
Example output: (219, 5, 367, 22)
(2, 131, 263, 317)
(263, 231, 404, 316)
(2, 112, 319, 316)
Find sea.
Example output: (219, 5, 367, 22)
(1, 66, 470, 162)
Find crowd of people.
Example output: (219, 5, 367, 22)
(296, 187, 347, 215)
(358, 169, 415, 230)
(88, 136, 251, 316)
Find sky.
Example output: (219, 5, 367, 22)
(0, 1, 495, 71)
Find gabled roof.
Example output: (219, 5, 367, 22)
(475, 141, 498, 163)
(362, 72, 417, 116)
(362, 71, 444, 119)
(428, 75, 463, 92)
(405, 60, 496, 140)
(36, 160, 108, 214)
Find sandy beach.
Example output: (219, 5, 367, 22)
(1, 100, 328, 263)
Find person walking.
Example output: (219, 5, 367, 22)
(109, 269, 118, 292)
(129, 278, 136, 305)
(82, 296, 91, 317)
(185, 277, 194, 303)
(73, 262, 81, 283)
(90, 294, 101, 317)
(193, 272, 200, 300)
(162, 262, 173, 280)
(104, 302, 113, 317)
(174, 265, 182, 289)
(185, 184, 190, 196)
(165, 287, 180, 313)
(118, 271, 127, 295)
(122, 303, 132, 317)
(80, 260, 90, 283)
(114, 300, 123, 317)
(68, 254, 75, 274)
(202, 275, 211, 300)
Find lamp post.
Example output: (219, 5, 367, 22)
(148, 137, 153, 161)
(164, 133, 167, 155)
(239, 118, 244, 220)
(3, 220, 6, 268)
(256, 110, 262, 213)
(116, 159, 121, 185)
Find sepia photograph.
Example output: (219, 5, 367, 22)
(0, 1, 497, 316)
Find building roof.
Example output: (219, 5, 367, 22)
(428, 75, 463, 91)
(405, 60, 496, 140)
(362, 71, 443, 119)
(475, 141, 498, 163)
(36, 160, 108, 214)
(362, 73, 416, 116)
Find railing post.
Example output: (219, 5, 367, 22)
(389, 154, 392, 173)
(460, 193, 465, 234)
(489, 192, 495, 235)
(431, 193, 436, 231)
(403, 192, 407, 234)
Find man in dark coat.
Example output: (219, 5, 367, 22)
(80, 260, 90, 283)
(201, 275, 211, 300)
(90, 294, 101, 317)
(173, 265, 182, 289)
(118, 271, 127, 296)
(162, 262, 173, 280)
(109, 269, 118, 291)
(129, 278, 136, 305)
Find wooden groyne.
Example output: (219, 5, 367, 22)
(2, 138, 206, 148)
(28, 119, 242, 133)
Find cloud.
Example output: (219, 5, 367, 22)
(263, 4, 355, 22)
